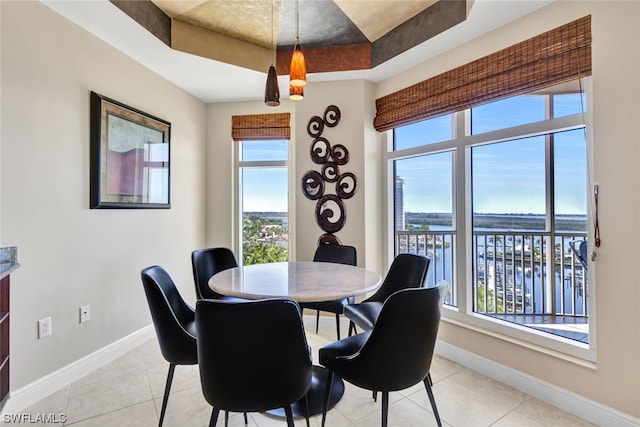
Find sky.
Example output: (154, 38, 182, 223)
(240, 140, 288, 212)
(240, 92, 588, 216)
(394, 93, 588, 215)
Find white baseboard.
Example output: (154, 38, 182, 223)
(435, 341, 640, 427)
(1, 325, 155, 416)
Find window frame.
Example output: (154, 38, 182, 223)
(234, 138, 295, 266)
(383, 78, 596, 363)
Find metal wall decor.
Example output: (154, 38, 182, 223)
(301, 105, 357, 245)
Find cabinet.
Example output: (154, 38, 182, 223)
(0, 246, 17, 410)
(0, 274, 9, 407)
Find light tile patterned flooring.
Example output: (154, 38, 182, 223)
(14, 317, 596, 427)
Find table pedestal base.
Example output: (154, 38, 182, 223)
(267, 365, 344, 418)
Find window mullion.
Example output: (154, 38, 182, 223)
(455, 111, 468, 313)
(545, 90, 555, 314)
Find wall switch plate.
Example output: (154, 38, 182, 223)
(80, 305, 90, 323)
(38, 317, 52, 339)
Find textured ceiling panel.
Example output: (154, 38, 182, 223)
(334, 0, 436, 42)
(134, 0, 471, 74)
(276, 0, 368, 50)
(152, 0, 208, 18)
(176, 0, 278, 49)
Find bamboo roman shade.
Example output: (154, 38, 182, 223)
(374, 15, 592, 132)
(231, 113, 291, 141)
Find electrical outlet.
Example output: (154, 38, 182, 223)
(80, 305, 90, 323)
(38, 317, 52, 339)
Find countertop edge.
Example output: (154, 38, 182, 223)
(0, 263, 21, 280)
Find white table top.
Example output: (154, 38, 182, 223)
(209, 261, 382, 303)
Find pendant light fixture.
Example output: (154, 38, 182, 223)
(289, 0, 306, 87)
(264, 0, 280, 106)
(289, 83, 304, 100)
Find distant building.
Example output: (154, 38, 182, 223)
(395, 176, 405, 231)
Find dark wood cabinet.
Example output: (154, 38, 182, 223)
(0, 274, 9, 407)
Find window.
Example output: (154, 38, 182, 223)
(388, 81, 590, 348)
(392, 115, 457, 305)
(237, 139, 289, 266)
(380, 17, 593, 357)
(232, 113, 291, 266)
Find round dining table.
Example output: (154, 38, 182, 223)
(209, 261, 382, 418)
(209, 260, 382, 303)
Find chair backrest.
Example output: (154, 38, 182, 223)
(191, 247, 238, 300)
(140, 265, 197, 365)
(195, 299, 312, 413)
(313, 244, 357, 266)
(351, 283, 448, 391)
(365, 253, 430, 303)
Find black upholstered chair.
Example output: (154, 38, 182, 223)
(141, 265, 198, 427)
(345, 253, 430, 335)
(191, 247, 246, 301)
(319, 283, 448, 427)
(299, 244, 357, 340)
(196, 298, 313, 427)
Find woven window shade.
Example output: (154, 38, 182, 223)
(374, 16, 592, 132)
(231, 113, 291, 141)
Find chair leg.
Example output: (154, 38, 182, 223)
(381, 391, 389, 427)
(373, 390, 377, 402)
(348, 321, 356, 336)
(243, 412, 248, 424)
(315, 310, 320, 334)
(158, 363, 176, 427)
(209, 408, 220, 427)
(424, 377, 442, 427)
(304, 393, 310, 427)
(224, 411, 229, 427)
(321, 370, 335, 427)
(335, 313, 341, 340)
(284, 405, 295, 427)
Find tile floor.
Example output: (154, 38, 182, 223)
(14, 317, 596, 427)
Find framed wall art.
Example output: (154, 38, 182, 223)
(90, 91, 170, 209)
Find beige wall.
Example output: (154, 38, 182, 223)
(0, 2, 207, 389)
(377, 1, 640, 417)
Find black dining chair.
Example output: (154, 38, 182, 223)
(299, 244, 357, 340)
(345, 253, 430, 336)
(319, 283, 448, 427)
(196, 298, 313, 427)
(141, 265, 199, 427)
(191, 247, 247, 301)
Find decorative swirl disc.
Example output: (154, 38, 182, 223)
(301, 170, 324, 200)
(315, 194, 346, 233)
(336, 172, 357, 199)
(324, 105, 341, 128)
(302, 105, 357, 242)
(310, 137, 331, 164)
(331, 144, 350, 165)
(321, 162, 340, 183)
(307, 116, 325, 138)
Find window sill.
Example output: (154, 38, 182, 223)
(441, 307, 597, 368)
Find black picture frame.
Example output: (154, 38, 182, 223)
(90, 91, 171, 209)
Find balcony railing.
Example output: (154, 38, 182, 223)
(473, 231, 587, 317)
(396, 230, 457, 306)
(396, 230, 588, 318)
